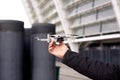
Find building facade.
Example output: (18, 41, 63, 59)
(22, 0, 120, 80)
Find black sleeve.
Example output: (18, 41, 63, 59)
(62, 50, 120, 80)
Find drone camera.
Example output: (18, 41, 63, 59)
(56, 37, 64, 42)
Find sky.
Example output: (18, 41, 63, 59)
(0, 0, 31, 28)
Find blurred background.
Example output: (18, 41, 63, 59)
(22, 0, 120, 79)
(1, 0, 120, 80)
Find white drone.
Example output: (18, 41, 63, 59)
(35, 34, 79, 44)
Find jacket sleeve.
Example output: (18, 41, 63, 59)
(62, 50, 120, 80)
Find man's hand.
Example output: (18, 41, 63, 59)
(48, 41, 69, 59)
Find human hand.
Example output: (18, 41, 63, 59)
(48, 41, 69, 59)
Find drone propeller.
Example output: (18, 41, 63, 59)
(35, 34, 80, 44)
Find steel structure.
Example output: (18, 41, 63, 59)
(22, 0, 120, 80)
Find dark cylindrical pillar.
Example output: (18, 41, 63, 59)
(23, 28, 32, 80)
(31, 23, 56, 80)
(0, 20, 24, 80)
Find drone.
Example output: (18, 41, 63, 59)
(35, 34, 80, 44)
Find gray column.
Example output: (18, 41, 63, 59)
(0, 20, 24, 80)
(24, 28, 32, 80)
(31, 23, 56, 80)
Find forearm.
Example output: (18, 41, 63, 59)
(62, 50, 118, 80)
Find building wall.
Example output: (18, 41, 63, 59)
(22, 0, 120, 80)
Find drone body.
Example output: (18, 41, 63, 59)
(35, 34, 79, 44)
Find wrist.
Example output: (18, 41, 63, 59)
(60, 47, 68, 59)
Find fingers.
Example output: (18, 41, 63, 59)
(49, 41, 55, 47)
(48, 41, 64, 49)
(48, 41, 55, 51)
